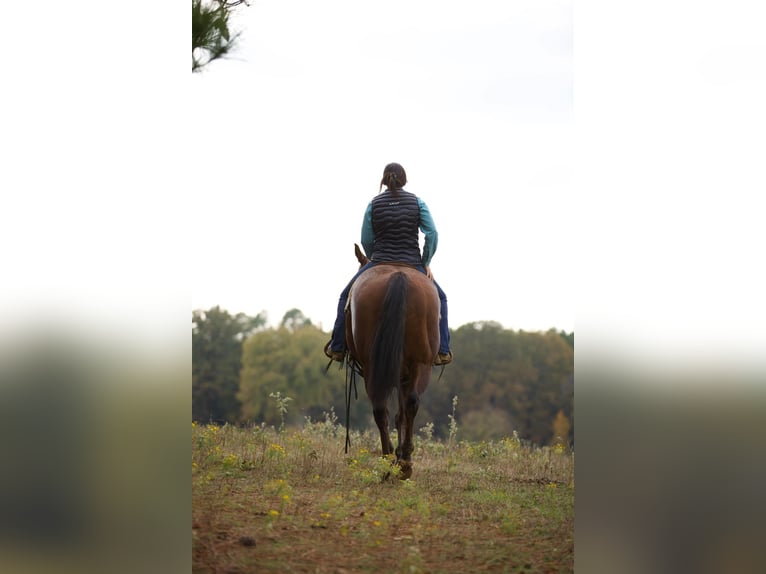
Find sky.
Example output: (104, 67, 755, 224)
(1, 1, 764, 364)
(190, 0, 575, 334)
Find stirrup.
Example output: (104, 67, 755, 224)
(324, 341, 345, 362)
(434, 351, 453, 366)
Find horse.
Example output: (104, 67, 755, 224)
(344, 244, 441, 479)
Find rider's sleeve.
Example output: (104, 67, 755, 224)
(418, 197, 439, 266)
(361, 202, 375, 258)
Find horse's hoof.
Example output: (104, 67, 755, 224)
(398, 461, 413, 480)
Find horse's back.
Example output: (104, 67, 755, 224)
(347, 265, 440, 367)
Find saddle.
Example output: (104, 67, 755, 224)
(345, 245, 421, 313)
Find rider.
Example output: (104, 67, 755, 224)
(324, 162, 453, 366)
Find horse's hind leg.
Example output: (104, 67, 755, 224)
(394, 388, 405, 462)
(393, 384, 419, 480)
(372, 404, 393, 456)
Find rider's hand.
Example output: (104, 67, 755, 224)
(425, 266, 434, 281)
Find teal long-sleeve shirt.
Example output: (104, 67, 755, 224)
(360, 197, 439, 267)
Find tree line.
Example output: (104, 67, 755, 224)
(192, 306, 574, 446)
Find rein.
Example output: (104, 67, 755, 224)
(325, 354, 362, 453)
(343, 357, 360, 453)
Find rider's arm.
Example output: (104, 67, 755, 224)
(418, 198, 439, 266)
(361, 202, 375, 258)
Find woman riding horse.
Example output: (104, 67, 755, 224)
(324, 162, 452, 365)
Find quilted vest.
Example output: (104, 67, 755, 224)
(370, 189, 422, 266)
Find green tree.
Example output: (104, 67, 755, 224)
(559, 330, 574, 349)
(281, 308, 313, 332)
(192, 0, 249, 72)
(192, 306, 266, 423)
(230, 311, 574, 446)
(238, 321, 369, 429)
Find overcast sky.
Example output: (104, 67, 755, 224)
(191, 0, 575, 333)
(2, 2, 763, 363)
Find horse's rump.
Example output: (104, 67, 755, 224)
(346, 265, 440, 376)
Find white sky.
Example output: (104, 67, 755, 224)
(2, 1, 764, 364)
(190, 0, 575, 333)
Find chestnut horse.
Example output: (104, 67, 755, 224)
(345, 245, 440, 479)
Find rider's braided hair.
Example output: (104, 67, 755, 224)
(379, 162, 407, 192)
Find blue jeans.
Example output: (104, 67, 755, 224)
(330, 262, 451, 355)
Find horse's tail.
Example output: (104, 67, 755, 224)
(370, 271, 408, 407)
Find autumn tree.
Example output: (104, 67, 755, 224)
(417, 323, 574, 445)
(551, 409, 572, 446)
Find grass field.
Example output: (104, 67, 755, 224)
(192, 411, 574, 573)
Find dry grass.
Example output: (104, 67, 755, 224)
(192, 417, 574, 574)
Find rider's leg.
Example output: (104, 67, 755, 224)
(433, 280, 451, 356)
(327, 262, 375, 355)
(415, 266, 452, 364)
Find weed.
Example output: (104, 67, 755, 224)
(447, 395, 459, 447)
(269, 392, 292, 433)
(419, 421, 434, 441)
